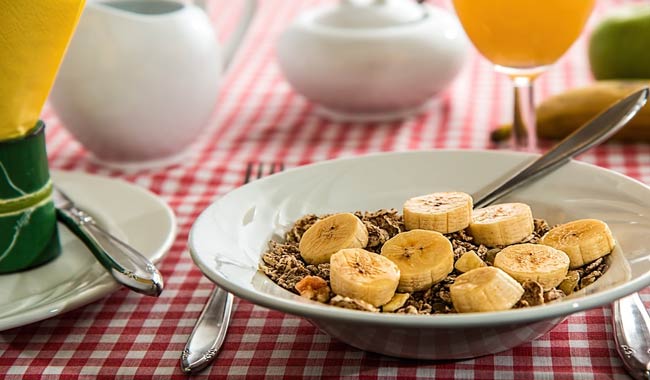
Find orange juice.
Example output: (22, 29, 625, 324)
(0, 0, 86, 140)
(452, 0, 594, 70)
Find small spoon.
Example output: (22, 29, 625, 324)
(472, 87, 649, 380)
(612, 293, 650, 380)
(53, 186, 164, 297)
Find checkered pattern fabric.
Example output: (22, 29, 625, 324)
(0, 0, 645, 378)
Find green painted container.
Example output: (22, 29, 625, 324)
(0, 121, 60, 273)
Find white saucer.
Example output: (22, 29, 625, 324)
(0, 170, 176, 332)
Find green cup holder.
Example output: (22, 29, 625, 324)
(0, 121, 60, 273)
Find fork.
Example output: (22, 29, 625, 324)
(180, 162, 284, 374)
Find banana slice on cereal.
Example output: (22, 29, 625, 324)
(380, 229, 454, 292)
(454, 250, 486, 273)
(329, 248, 400, 307)
(382, 293, 410, 312)
(541, 219, 615, 268)
(299, 213, 368, 264)
(403, 192, 473, 234)
(469, 203, 534, 247)
(494, 243, 570, 290)
(450, 267, 524, 313)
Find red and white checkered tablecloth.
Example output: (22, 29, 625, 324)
(1, 0, 648, 378)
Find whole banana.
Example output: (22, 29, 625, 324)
(491, 81, 650, 143)
(537, 81, 650, 141)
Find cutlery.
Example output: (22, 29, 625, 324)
(473, 87, 648, 208)
(472, 87, 650, 380)
(181, 162, 284, 374)
(53, 186, 164, 297)
(613, 293, 650, 380)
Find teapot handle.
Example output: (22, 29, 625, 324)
(195, 0, 257, 70)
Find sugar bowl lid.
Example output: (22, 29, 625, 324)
(313, 0, 427, 29)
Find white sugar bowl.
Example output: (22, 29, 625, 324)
(276, 0, 469, 121)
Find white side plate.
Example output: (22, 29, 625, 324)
(0, 170, 176, 332)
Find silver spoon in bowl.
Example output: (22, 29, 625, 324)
(472, 87, 649, 380)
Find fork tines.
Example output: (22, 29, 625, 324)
(244, 162, 285, 184)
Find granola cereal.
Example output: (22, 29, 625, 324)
(515, 280, 545, 308)
(259, 210, 609, 314)
(329, 295, 379, 312)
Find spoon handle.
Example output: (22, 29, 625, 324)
(56, 208, 164, 297)
(612, 293, 650, 380)
(180, 286, 233, 374)
(473, 87, 648, 209)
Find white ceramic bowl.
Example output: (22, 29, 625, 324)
(276, 4, 468, 121)
(189, 150, 650, 359)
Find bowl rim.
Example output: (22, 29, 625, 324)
(189, 149, 650, 327)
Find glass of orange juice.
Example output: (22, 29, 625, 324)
(451, 0, 595, 150)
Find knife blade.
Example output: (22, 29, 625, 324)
(52, 186, 164, 297)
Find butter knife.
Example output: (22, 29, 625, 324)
(53, 186, 164, 297)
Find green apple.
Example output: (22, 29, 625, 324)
(589, 4, 650, 79)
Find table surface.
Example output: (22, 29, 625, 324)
(1, 0, 647, 379)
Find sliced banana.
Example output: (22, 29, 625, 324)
(469, 203, 534, 247)
(329, 248, 400, 307)
(450, 267, 524, 313)
(382, 293, 410, 312)
(380, 229, 454, 292)
(454, 250, 486, 273)
(494, 243, 570, 290)
(403, 192, 473, 234)
(558, 270, 580, 295)
(299, 213, 369, 264)
(541, 219, 615, 269)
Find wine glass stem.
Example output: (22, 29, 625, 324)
(512, 76, 537, 151)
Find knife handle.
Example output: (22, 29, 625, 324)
(56, 208, 164, 297)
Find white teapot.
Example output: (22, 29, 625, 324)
(276, 0, 469, 121)
(50, 0, 256, 168)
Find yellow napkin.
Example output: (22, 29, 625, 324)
(0, 0, 85, 140)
